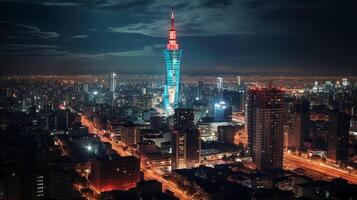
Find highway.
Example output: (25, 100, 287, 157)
(284, 152, 357, 184)
(81, 115, 190, 200)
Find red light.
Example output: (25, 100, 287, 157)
(59, 104, 65, 110)
(167, 9, 179, 50)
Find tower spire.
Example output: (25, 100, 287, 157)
(167, 8, 178, 50)
(171, 8, 175, 30)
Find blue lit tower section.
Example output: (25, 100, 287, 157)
(163, 9, 182, 116)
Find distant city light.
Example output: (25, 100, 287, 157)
(86, 145, 92, 151)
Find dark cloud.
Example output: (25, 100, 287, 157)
(72, 34, 88, 39)
(202, 0, 233, 8)
(0, 21, 59, 40)
(0, 0, 355, 75)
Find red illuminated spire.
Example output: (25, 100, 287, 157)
(171, 8, 175, 31)
(167, 8, 179, 50)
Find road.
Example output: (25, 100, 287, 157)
(81, 116, 131, 157)
(284, 152, 357, 184)
(81, 115, 190, 200)
(143, 168, 189, 200)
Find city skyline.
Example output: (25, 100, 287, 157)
(0, 0, 355, 75)
(1, 1, 357, 200)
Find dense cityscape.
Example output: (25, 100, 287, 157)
(1, 1, 356, 200)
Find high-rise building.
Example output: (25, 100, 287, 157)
(109, 72, 117, 92)
(121, 123, 141, 147)
(3, 164, 76, 200)
(288, 100, 310, 150)
(174, 108, 194, 131)
(247, 87, 285, 170)
(197, 81, 203, 101)
(90, 155, 140, 192)
(213, 101, 232, 122)
(83, 83, 89, 93)
(218, 125, 236, 144)
(217, 77, 223, 95)
(342, 78, 348, 87)
(327, 112, 350, 165)
(223, 90, 245, 112)
(237, 76, 241, 88)
(172, 109, 200, 169)
(246, 89, 259, 154)
(217, 77, 223, 91)
(312, 81, 318, 93)
(163, 9, 182, 116)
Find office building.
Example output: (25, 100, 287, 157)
(342, 78, 348, 87)
(237, 76, 241, 88)
(288, 100, 310, 150)
(217, 77, 223, 91)
(217, 77, 223, 98)
(109, 72, 117, 92)
(90, 155, 140, 192)
(218, 125, 236, 144)
(121, 123, 141, 147)
(213, 101, 232, 122)
(247, 87, 285, 169)
(174, 108, 194, 131)
(327, 112, 350, 165)
(83, 83, 89, 93)
(223, 90, 245, 112)
(172, 109, 200, 169)
(197, 81, 203, 101)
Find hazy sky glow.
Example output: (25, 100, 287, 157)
(0, 0, 355, 75)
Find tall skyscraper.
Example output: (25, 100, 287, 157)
(197, 81, 203, 101)
(217, 77, 223, 93)
(342, 78, 348, 87)
(172, 109, 201, 169)
(288, 100, 310, 150)
(109, 72, 117, 92)
(247, 87, 285, 170)
(237, 75, 241, 88)
(83, 83, 89, 93)
(327, 111, 350, 165)
(163, 9, 182, 116)
(214, 101, 232, 122)
(223, 90, 245, 112)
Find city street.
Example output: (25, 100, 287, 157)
(81, 115, 190, 200)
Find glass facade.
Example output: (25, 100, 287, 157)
(163, 49, 182, 115)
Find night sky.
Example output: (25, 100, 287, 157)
(0, 0, 355, 75)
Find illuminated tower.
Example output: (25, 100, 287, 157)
(163, 9, 182, 116)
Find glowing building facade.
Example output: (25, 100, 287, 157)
(163, 9, 182, 116)
(109, 72, 117, 92)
